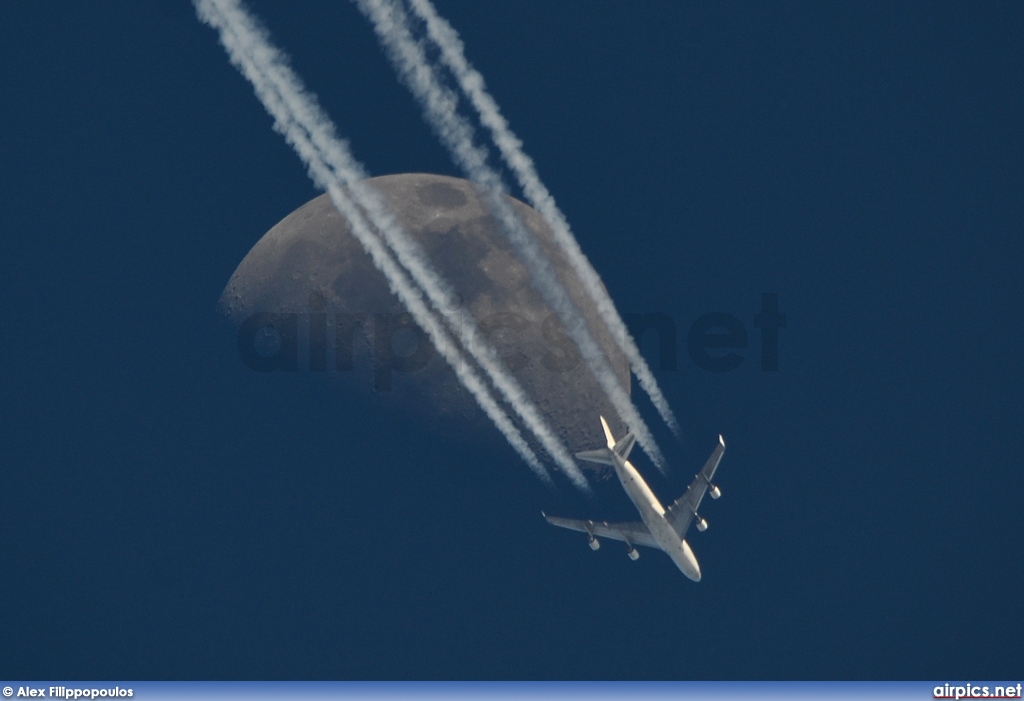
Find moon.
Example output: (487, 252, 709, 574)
(220, 173, 629, 463)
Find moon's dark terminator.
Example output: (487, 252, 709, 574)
(221, 173, 630, 464)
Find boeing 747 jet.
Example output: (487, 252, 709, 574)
(544, 417, 726, 581)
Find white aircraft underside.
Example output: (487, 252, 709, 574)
(544, 416, 726, 581)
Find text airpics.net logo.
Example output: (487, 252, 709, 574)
(234, 292, 787, 390)
(934, 683, 1023, 699)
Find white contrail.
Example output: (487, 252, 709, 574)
(352, 186, 592, 490)
(353, 0, 669, 471)
(404, 0, 681, 439)
(194, 0, 592, 490)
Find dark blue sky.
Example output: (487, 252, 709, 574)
(2, 0, 1022, 680)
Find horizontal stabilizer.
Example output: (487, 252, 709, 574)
(613, 431, 636, 461)
(575, 448, 615, 466)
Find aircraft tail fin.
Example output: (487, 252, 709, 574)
(576, 416, 635, 465)
(599, 415, 615, 449)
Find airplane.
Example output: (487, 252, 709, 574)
(543, 416, 725, 581)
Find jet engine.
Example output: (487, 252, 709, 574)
(587, 535, 600, 551)
(709, 484, 722, 499)
(695, 516, 708, 532)
(626, 546, 640, 561)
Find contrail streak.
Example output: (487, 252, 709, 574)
(194, 0, 591, 490)
(353, 186, 591, 490)
(353, 0, 669, 471)
(404, 0, 681, 439)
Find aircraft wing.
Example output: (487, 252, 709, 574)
(665, 435, 726, 538)
(543, 513, 660, 548)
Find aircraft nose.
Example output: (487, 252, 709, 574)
(680, 539, 701, 582)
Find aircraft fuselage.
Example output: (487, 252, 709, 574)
(611, 455, 702, 581)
